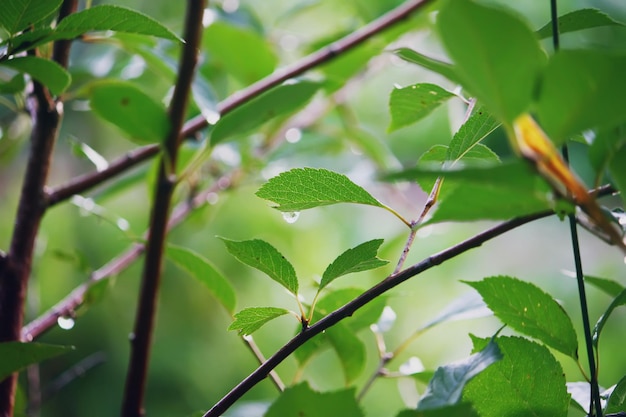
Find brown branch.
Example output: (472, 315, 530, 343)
(46, 0, 435, 207)
(120, 1, 205, 415)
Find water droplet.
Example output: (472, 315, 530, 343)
(285, 128, 301, 143)
(57, 316, 75, 330)
(282, 211, 300, 224)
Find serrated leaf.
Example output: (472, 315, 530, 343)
(167, 245, 237, 315)
(396, 404, 478, 417)
(417, 338, 502, 410)
(463, 336, 569, 417)
(228, 307, 289, 336)
(0, 56, 70, 95)
(211, 81, 320, 144)
(606, 375, 626, 414)
(584, 275, 625, 297)
(466, 276, 578, 358)
(327, 324, 366, 384)
(220, 238, 298, 295)
(537, 50, 626, 144)
(54, 5, 181, 42)
(264, 382, 364, 417)
(88, 80, 170, 145)
(0, 342, 74, 380)
(437, 0, 546, 122)
(203, 21, 277, 85)
(392, 48, 460, 83)
(593, 287, 626, 349)
(388, 83, 455, 132)
(320, 239, 388, 290)
(536, 8, 625, 39)
(446, 107, 500, 162)
(0, 0, 62, 35)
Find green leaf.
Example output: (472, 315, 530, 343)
(327, 324, 366, 384)
(210, 81, 320, 144)
(0, 342, 74, 380)
(320, 239, 388, 290)
(203, 21, 277, 85)
(606, 375, 626, 414)
(88, 80, 170, 145)
(0, 0, 62, 35)
(437, 0, 546, 122)
(417, 338, 502, 410)
(396, 404, 478, 417)
(465, 276, 578, 358)
(54, 5, 181, 42)
(536, 8, 625, 39)
(388, 83, 455, 132)
(256, 167, 384, 212)
(228, 307, 290, 336)
(0, 56, 70, 95)
(220, 238, 299, 295)
(567, 382, 592, 413)
(0, 73, 25, 94)
(463, 336, 569, 417)
(537, 50, 626, 144)
(593, 287, 626, 349)
(420, 291, 490, 331)
(609, 145, 626, 206)
(264, 382, 364, 417)
(584, 275, 625, 297)
(166, 245, 237, 315)
(392, 48, 460, 84)
(446, 108, 500, 162)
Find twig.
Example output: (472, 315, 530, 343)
(121, 1, 205, 416)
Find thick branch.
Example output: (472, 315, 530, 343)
(120, 1, 205, 416)
(46, 0, 435, 206)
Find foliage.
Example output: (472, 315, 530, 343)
(1, 1, 625, 417)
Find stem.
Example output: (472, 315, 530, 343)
(120, 1, 205, 416)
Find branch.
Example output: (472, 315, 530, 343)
(121, 1, 205, 416)
(45, 0, 435, 206)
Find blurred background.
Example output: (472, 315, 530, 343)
(1, 0, 625, 416)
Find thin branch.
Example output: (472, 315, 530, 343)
(45, 0, 435, 207)
(121, 1, 205, 416)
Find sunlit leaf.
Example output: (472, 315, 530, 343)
(396, 404, 478, 417)
(463, 336, 569, 417)
(466, 276, 578, 358)
(256, 167, 384, 212)
(0, 342, 74, 380)
(88, 80, 170, 145)
(536, 8, 625, 39)
(388, 83, 455, 132)
(264, 382, 364, 417)
(537, 50, 626, 143)
(167, 245, 237, 315)
(228, 307, 290, 336)
(606, 375, 626, 414)
(0, 56, 70, 95)
(220, 238, 298, 295)
(593, 287, 626, 349)
(417, 338, 502, 410)
(437, 0, 546, 122)
(0, 0, 62, 35)
(446, 107, 500, 162)
(210, 81, 320, 144)
(320, 239, 388, 290)
(392, 48, 459, 83)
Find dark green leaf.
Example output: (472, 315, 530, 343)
(0, 0, 62, 35)
(392, 48, 460, 84)
(0, 73, 25, 94)
(446, 107, 500, 162)
(593, 287, 626, 349)
(463, 336, 569, 417)
(0, 342, 74, 380)
(0, 56, 70, 95)
(88, 80, 170, 145)
(81, 278, 112, 311)
(417, 338, 502, 410)
(54, 5, 181, 42)
(264, 382, 364, 417)
(320, 239, 388, 290)
(396, 404, 478, 417)
(327, 324, 366, 384)
(388, 83, 455, 132)
(609, 145, 626, 206)
(537, 50, 626, 143)
(210, 81, 320, 144)
(536, 8, 625, 39)
(220, 238, 298, 295)
(466, 276, 578, 358)
(606, 375, 626, 414)
(584, 275, 625, 297)
(228, 307, 290, 336)
(167, 245, 237, 315)
(588, 128, 626, 176)
(437, 0, 546, 122)
(256, 167, 384, 212)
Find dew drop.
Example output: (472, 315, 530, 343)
(282, 211, 300, 224)
(57, 316, 75, 330)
